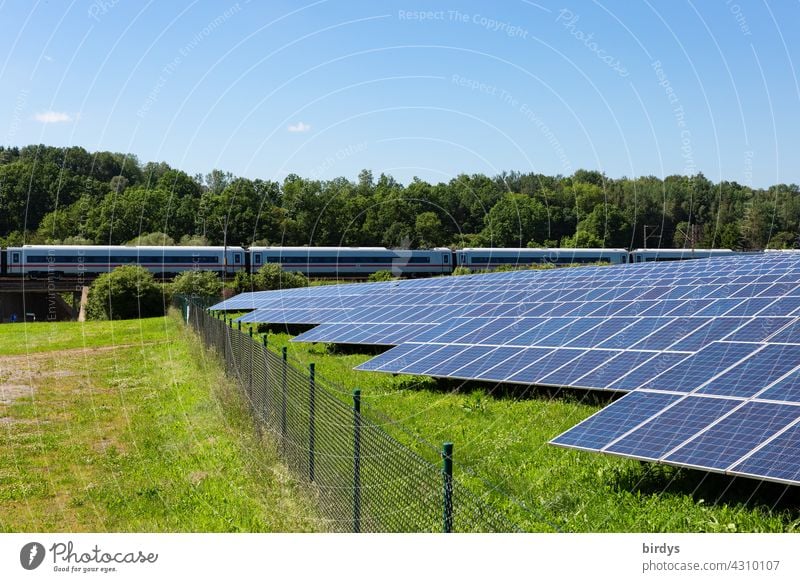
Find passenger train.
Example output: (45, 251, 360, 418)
(0, 244, 739, 279)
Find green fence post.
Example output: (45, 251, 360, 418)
(353, 389, 361, 533)
(261, 334, 269, 424)
(248, 328, 253, 403)
(309, 363, 316, 482)
(281, 347, 288, 444)
(442, 442, 454, 533)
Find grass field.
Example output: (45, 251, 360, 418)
(0, 315, 320, 532)
(246, 325, 800, 533)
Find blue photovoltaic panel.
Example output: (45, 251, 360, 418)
(451, 346, 525, 378)
(765, 320, 800, 344)
(550, 391, 683, 450)
(504, 318, 575, 346)
(665, 299, 716, 316)
(640, 342, 758, 392)
(531, 318, 607, 347)
(723, 317, 793, 342)
(697, 344, 800, 398)
(627, 317, 705, 350)
(393, 345, 467, 375)
(422, 345, 496, 377)
(667, 318, 749, 352)
(537, 350, 623, 386)
(730, 422, 800, 484)
(755, 296, 800, 316)
(354, 343, 428, 371)
(505, 349, 587, 384)
(723, 297, 776, 317)
(564, 318, 637, 347)
(594, 317, 672, 349)
(665, 401, 800, 470)
(572, 350, 661, 389)
(605, 396, 741, 460)
(474, 348, 554, 381)
(606, 352, 691, 391)
(759, 370, 800, 402)
(453, 318, 518, 344)
(693, 298, 742, 317)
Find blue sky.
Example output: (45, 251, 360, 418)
(1, 0, 798, 187)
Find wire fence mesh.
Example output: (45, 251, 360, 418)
(176, 296, 523, 532)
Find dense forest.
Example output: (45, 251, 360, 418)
(1, 144, 798, 251)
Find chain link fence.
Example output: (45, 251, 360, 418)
(176, 297, 523, 532)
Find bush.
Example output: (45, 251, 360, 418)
(170, 270, 223, 299)
(452, 266, 472, 276)
(252, 263, 308, 291)
(231, 271, 254, 294)
(367, 270, 395, 282)
(86, 265, 165, 320)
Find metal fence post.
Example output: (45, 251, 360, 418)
(353, 389, 361, 533)
(281, 347, 288, 443)
(442, 442, 454, 533)
(309, 363, 316, 483)
(248, 327, 253, 403)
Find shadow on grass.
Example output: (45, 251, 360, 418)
(610, 462, 800, 519)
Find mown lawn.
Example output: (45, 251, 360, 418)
(0, 314, 319, 532)
(245, 325, 800, 533)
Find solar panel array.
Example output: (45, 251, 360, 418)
(212, 252, 800, 486)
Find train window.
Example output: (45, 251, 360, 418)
(12, 252, 20, 263)
(234, 253, 241, 264)
(443, 254, 449, 264)
(254, 253, 261, 265)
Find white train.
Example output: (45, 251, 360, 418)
(629, 248, 736, 263)
(456, 248, 630, 269)
(0, 244, 743, 279)
(2, 245, 246, 277)
(249, 246, 453, 276)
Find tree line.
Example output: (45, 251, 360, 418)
(1, 144, 798, 251)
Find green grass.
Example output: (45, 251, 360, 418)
(0, 314, 320, 532)
(244, 325, 800, 533)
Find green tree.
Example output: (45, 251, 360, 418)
(415, 211, 445, 247)
(252, 263, 308, 291)
(480, 193, 547, 247)
(171, 270, 223, 298)
(125, 232, 175, 246)
(86, 265, 164, 320)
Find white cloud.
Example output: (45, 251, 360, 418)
(287, 121, 311, 133)
(34, 110, 72, 123)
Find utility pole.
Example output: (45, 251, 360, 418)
(643, 225, 661, 249)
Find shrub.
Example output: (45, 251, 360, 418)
(231, 271, 254, 294)
(86, 265, 165, 320)
(252, 263, 308, 291)
(171, 270, 223, 299)
(452, 266, 472, 276)
(367, 270, 395, 282)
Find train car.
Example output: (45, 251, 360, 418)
(248, 246, 453, 277)
(4, 245, 245, 277)
(629, 248, 736, 263)
(456, 248, 629, 270)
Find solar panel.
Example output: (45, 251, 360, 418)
(665, 401, 800, 470)
(604, 396, 742, 460)
(212, 251, 800, 485)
